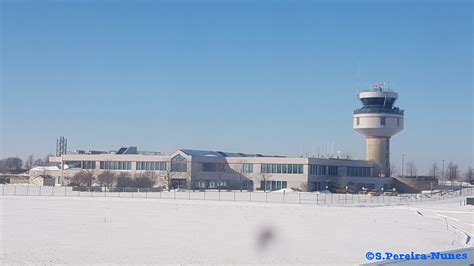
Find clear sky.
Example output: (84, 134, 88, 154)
(1, 0, 472, 174)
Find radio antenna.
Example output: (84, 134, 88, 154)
(356, 63, 360, 91)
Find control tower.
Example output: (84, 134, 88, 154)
(353, 83, 404, 177)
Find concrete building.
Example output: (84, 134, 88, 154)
(47, 148, 393, 192)
(43, 83, 404, 192)
(353, 84, 404, 177)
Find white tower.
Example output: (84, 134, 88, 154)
(353, 83, 404, 177)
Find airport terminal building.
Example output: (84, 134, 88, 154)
(47, 147, 393, 192)
(43, 85, 401, 192)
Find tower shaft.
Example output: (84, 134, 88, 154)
(366, 137, 390, 177)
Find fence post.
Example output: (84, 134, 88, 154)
(14, 186, 16, 196)
(174, 190, 176, 200)
(189, 190, 191, 200)
(2, 185, 4, 195)
(65, 186, 67, 196)
(266, 192, 268, 203)
(298, 193, 301, 204)
(52, 186, 54, 197)
(219, 190, 221, 201)
(26, 186, 29, 196)
(233, 191, 236, 202)
(316, 194, 319, 205)
(160, 191, 162, 199)
(249, 192, 251, 202)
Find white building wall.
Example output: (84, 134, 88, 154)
(46, 150, 392, 191)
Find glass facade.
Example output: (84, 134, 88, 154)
(309, 165, 328, 175)
(260, 164, 303, 174)
(260, 180, 287, 190)
(243, 163, 253, 173)
(136, 161, 166, 171)
(82, 161, 96, 169)
(347, 167, 371, 177)
(328, 166, 338, 176)
(64, 161, 95, 169)
(99, 161, 131, 170)
(64, 161, 82, 169)
(309, 165, 338, 176)
(171, 154, 187, 172)
(353, 106, 404, 115)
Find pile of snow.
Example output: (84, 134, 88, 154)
(29, 166, 60, 172)
(421, 190, 442, 194)
(272, 188, 297, 193)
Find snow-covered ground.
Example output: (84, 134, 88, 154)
(0, 195, 472, 265)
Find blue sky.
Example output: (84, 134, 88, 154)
(1, 0, 472, 174)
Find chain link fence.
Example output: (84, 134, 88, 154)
(1, 185, 472, 206)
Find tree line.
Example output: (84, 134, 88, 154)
(393, 160, 473, 183)
(70, 170, 161, 189)
(0, 155, 51, 173)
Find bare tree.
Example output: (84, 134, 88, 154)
(33, 158, 45, 166)
(261, 173, 273, 192)
(97, 171, 116, 188)
(390, 164, 397, 176)
(71, 170, 95, 187)
(163, 169, 177, 191)
(116, 172, 133, 187)
(135, 177, 156, 188)
(406, 161, 417, 177)
(43, 154, 53, 165)
(0, 157, 24, 173)
(136, 171, 157, 188)
(24, 155, 34, 170)
(429, 163, 439, 178)
(465, 167, 473, 184)
(300, 182, 309, 192)
(446, 162, 459, 183)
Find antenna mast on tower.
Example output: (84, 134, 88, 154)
(56, 136, 68, 156)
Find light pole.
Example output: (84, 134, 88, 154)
(61, 159, 64, 186)
(442, 160, 445, 185)
(401, 154, 405, 178)
(240, 163, 243, 192)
